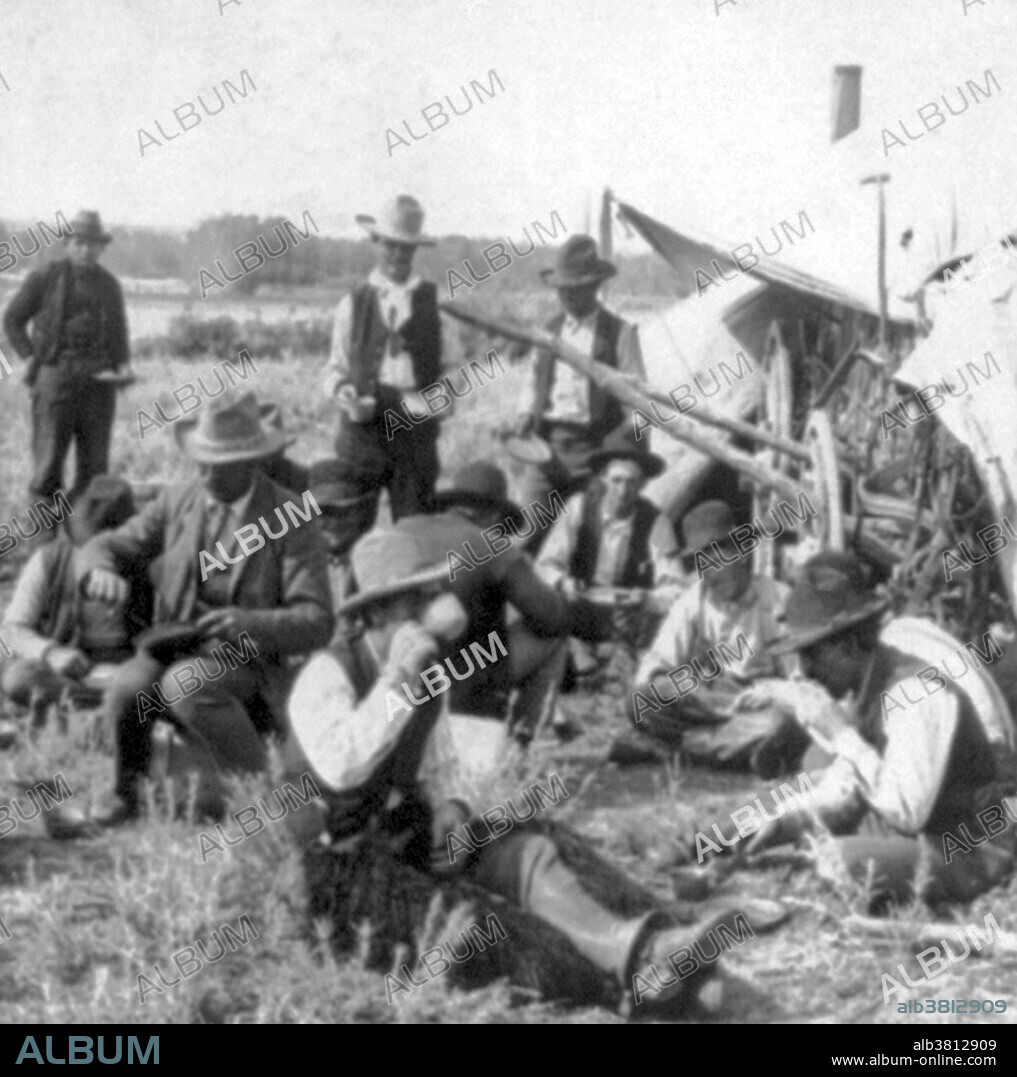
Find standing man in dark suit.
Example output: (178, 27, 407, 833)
(3, 210, 129, 503)
(514, 234, 646, 550)
(322, 195, 444, 542)
(79, 391, 334, 825)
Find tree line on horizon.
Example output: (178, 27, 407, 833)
(0, 213, 681, 298)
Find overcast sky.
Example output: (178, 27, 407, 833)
(2, 0, 1015, 296)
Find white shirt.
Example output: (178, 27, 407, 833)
(636, 576, 789, 684)
(518, 306, 645, 425)
(537, 491, 683, 590)
(323, 268, 424, 397)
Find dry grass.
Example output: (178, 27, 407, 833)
(0, 298, 1014, 1025)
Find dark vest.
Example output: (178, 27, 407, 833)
(860, 645, 1001, 834)
(347, 280, 442, 399)
(533, 307, 625, 439)
(569, 485, 659, 588)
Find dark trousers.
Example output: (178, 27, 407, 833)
(102, 649, 267, 811)
(333, 412, 439, 536)
(798, 744, 1016, 905)
(30, 366, 116, 501)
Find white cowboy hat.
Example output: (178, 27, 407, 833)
(355, 194, 436, 247)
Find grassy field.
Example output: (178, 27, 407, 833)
(0, 299, 1014, 1027)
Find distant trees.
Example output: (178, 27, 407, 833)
(3, 211, 682, 300)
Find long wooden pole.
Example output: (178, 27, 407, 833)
(439, 302, 804, 499)
(861, 173, 890, 350)
(638, 379, 812, 461)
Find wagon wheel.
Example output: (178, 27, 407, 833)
(752, 321, 793, 578)
(801, 409, 844, 553)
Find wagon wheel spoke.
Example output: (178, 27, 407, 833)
(752, 321, 794, 578)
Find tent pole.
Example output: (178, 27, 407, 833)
(862, 173, 891, 350)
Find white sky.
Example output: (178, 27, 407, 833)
(2, 0, 1016, 297)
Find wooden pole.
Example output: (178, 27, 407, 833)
(439, 302, 804, 499)
(861, 173, 890, 350)
(638, 380, 812, 462)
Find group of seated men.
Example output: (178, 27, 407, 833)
(2, 379, 1016, 1013)
(2, 197, 1016, 1013)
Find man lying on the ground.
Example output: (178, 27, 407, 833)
(536, 432, 683, 677)
(1, 475, 150, 728)
(285, 523, 785, 1014)
(628, 499, 805, 775)
(76, 390, 334, 826)
(728, 551, 1017, 906)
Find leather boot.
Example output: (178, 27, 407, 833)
(469, 831, 653, 985)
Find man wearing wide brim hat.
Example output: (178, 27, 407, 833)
(349, 460, 571, 741)
(0, 475, 149, 730)
(321, 194, 445, 552)
(286, 522, 773, 1013)
(72, 389, 334, 826)
(430, 459, 527, 528)
(627, 499, 799, 774)
(536, 429, 679, 672)
(733, 551, 1017, 907)
(3, 209, 130, 508)
(513, 234, 648, 553)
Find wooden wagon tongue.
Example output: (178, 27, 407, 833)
(439, 302, 813, 503)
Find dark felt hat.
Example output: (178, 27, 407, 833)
(680, 500, 738, 557)
(134, 623, 209, 664)
(588, 430, 665, 479)
(307, 459, 376, 510)
(769, 551, 891, 655)
(338, 525, 450, 617)
(66, 476, 135, 546)
(68, 210, 113, 245)
(540, 234, 617, 287)
(432, 461, 524, 527)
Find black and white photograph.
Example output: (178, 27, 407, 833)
(1, 0, 1017, 1052)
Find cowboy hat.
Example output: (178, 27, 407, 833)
(66, 475, 135, 546)
(67, 210, 113, 245)
(540, 234, 616, 287)
(588, 430, 665, 480)
(133, 623, 209, 665)
(769, 551, 891, 655)
(680, 500, 739, 557)
(431, 461, 525, 527)
(338, 525, 450, 617)
(173, 391, 292, 464)
(355, 194, 436, 247)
